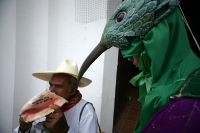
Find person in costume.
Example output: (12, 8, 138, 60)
(13, 59, 98, 133)
(77, 0, 200, 132)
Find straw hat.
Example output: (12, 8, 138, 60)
(32, 60, 92, 87)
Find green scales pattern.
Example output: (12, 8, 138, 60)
(100, 0, 179, 49)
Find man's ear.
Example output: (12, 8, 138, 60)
(70, 86, 78, 96)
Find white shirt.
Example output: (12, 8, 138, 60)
(13, 99, 98, 133)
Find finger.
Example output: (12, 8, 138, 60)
(44, 121, 52, 129)
(45, 115, 56, 126)
(19, 117, 29, 124)
(19, 117, 24, 122)
(46, 112, 56, 119)
(21, 118, 33, 123)
(49, 104, 62, 114)
(45, 117, 54, 123)
(19, 117, 32, 131)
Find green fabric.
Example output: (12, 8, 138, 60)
(121, 8, 200, 133)
(129, 50, 152, 106)
(137, 50, 151, 73)
(121, 37, 144, 57)
(130, 71, 152, 106)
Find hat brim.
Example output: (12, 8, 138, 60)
(32, 71, 91, 88)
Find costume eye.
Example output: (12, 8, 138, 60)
(116, 11, 126, 23)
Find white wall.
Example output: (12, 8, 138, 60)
(0, 0, 16, 132)
(101, 47, 118, 132)
(0, 0, 119, 132)
(47, 0, 107, 127)
(13, 0, 49, 130)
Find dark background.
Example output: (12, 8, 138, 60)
(180, 1, 200, 57)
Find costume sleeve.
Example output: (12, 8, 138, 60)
(77, 104, 98, 133)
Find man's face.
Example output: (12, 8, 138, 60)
(49, 73, 76, 101)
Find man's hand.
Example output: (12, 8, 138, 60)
(19, 117, 32, 132)
(45, 104, 69, 133)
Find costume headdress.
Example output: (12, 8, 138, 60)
(77, 0, 180, 82)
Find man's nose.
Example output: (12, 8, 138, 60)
(128, 57, 133, 61)
(49, 86, 56, 92)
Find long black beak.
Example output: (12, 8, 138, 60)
(77, 43, 108, 83)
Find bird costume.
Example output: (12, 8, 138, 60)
(77, 0, 200, 132)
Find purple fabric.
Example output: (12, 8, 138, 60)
(142, 97, 200, 133)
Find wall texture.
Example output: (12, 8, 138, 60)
(0, 0, 122, 132)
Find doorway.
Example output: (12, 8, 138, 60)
(113, 50, 140, 127)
